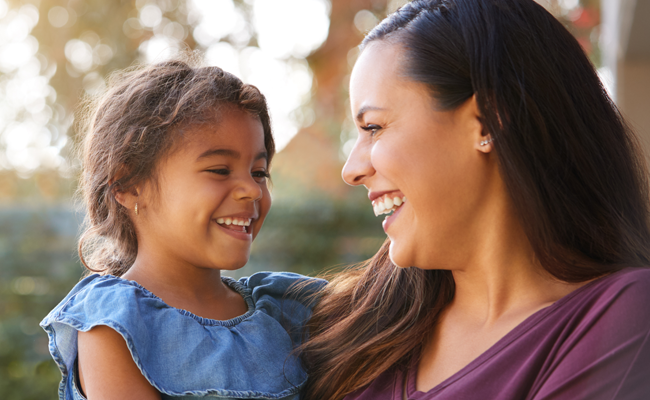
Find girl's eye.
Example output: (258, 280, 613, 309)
(361, 124, 382, 136)
(208, 168, 230, 176)
(252, 170, 270, 182)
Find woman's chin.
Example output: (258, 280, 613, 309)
(388, 242, 413, 269)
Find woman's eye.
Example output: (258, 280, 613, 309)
(208, 168, 230, 176)
(361, 124, 382, 136)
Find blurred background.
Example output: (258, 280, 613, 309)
(0, 0, 646, 397)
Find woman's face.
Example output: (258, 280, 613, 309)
(344, 41, 494, 269)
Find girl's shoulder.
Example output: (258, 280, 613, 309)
(239, 271, 326, 315)
(40, 272, 326, 400)
(41, 274, 164, 329)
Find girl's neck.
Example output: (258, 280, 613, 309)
(121, 251, 247, 321)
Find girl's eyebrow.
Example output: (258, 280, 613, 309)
(196, 148, 267, 162)
(197, 148, 240, 161)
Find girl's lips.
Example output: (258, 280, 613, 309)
(382, 201, 405, 232)
(214, 220, 253, 241)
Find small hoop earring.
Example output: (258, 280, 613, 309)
(135, 203, 139, 215)
(480, 138, 494, 146)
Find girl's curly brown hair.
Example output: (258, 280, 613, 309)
(76, 56, 274, 277)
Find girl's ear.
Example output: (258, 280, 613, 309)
(110, 173, 141, 213)
(113, 185, 139, 210)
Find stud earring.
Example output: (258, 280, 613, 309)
(480, 138, 494, 146)
(135, 203, 139, 215)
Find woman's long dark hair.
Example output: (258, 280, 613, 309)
(301, 1, 650, 399)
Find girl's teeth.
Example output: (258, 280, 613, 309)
(393, 197, 402, 206)
(384, 198, 394, 209)
(216, 217, 252, 227)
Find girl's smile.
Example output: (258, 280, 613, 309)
(131, 107, 271, 272)
(213, 213, 258, 239)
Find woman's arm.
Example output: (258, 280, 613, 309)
(78, 326, 161, 400)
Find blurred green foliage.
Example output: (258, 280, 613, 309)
(0, 194, 385, 398)
(0, 206, 85, 398)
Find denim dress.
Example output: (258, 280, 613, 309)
(40, 271, 325, 400)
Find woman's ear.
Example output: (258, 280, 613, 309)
(467, 95, 493, 153)
(475, 133, 494, 153)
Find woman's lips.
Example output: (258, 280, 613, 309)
(382, 200, 405, 232)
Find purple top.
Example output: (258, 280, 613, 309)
(344, 267, 650, 400)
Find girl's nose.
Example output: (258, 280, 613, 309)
(233, 175, 263, 202)
(342, 137, 374, 186)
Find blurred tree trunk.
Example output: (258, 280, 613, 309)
(272, 0, 390, 199)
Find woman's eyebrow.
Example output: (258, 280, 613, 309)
(356, 105, 386, 122)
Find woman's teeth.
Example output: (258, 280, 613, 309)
(373, 195, 406, 217)
(216, 217, 251, 232)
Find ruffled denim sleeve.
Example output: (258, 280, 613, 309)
(40, 272, 326, 400)
(241, 271, 326, 346)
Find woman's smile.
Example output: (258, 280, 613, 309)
(381, 198, 406, 232)
(344, 41, 489, 269)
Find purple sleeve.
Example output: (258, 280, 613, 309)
(530, 276, 650, 399)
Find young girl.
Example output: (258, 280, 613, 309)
(40, 59, 322, 400)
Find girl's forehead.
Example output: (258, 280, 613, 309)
(172, 112, 266, 159)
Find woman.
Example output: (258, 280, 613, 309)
(300, 0, 650, 399)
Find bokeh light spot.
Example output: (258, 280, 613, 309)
(354, 10, 379, 34)
(139, 4, 163, 29)
(253, 0, 330, 59)
(48, 6, 69, 28)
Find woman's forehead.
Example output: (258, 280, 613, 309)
(350, 42, 431, 114)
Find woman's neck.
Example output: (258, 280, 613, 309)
(447, 198, 583, 327)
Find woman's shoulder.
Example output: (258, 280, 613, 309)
(554, 267, 650, 334)
(578, 266, 650, 310)
(529, 269, 650, 398)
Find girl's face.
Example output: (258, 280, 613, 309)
(137, 107, 271, 271)
(344, 41, 493, 269)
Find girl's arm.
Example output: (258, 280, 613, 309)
(78, 326, 161, 400)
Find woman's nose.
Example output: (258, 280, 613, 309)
(342, 137, 374, 186)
